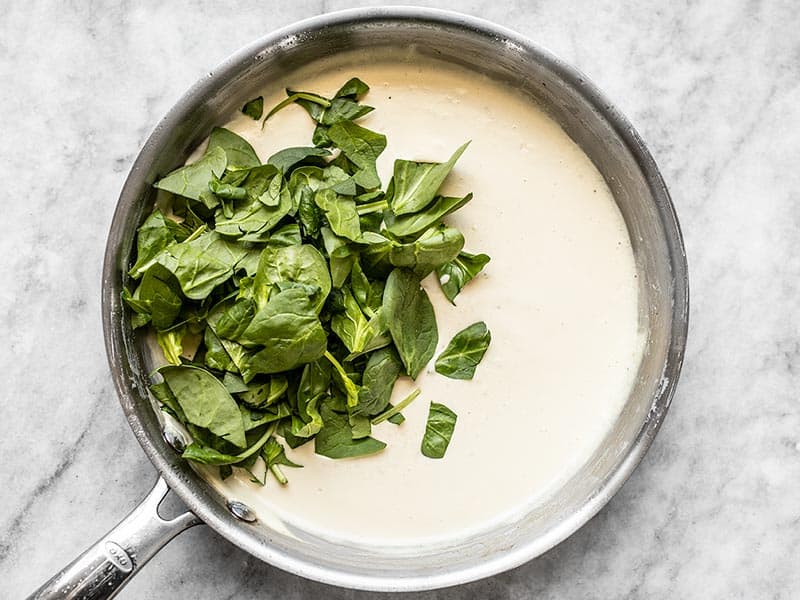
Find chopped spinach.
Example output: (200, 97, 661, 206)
(435, 321, 492, 380)
(242, 96, 264, 120)
(315, 404, 386, 459)
(436, 251, 491, 304)
(129, 76, 493, 481)
(421, 402, 457, 459)
(383, 269, 438, 379)
(387, 142, 469, 215)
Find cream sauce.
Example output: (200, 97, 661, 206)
(189, 54, 645, 544)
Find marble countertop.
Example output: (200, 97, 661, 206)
(2, 1, 798, 598)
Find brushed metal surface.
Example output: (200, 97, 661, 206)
(94, 7, 688, 593)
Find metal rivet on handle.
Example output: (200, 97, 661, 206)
(227, 500, 257, 523)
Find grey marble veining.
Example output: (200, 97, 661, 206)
(2, 0, 799, 598)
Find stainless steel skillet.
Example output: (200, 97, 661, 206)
(28, 7, 688, 598)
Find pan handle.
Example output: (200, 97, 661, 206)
(26, 476, 201, 600)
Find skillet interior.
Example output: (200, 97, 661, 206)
(102, 7, 687, 592)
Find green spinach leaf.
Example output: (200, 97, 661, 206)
(239, 287, 327, 373)
(181, 423, 273, 465)
(314, 404, 386, 459)
(129, 210, 189, 278)
(154, 146, 227, 201)
(207, 127, 260, 169)
(384, 193, 472, 238)
(389, 224, 464, 277)
(356, 346, 403, 416)
(331, 287, 372, 354)
(382, 268, 438, 379)
(262, 436, 302, 484)
(314, 188, 361, 241)
(137, 263, 183, 330)
(156, 327, 185, 365)
(157, 230, 248, 300)
(421, 402, 457, 459)
(387, 142, 469, 215)
(159, 365, 247, 448)
(327, 121, 386, 190)
(241, 96, 264, 120)
(268, 146, 330, 172)
(436, 251, 491, 304)
(435, 321, 491, 380)
(252, 244, 331, 313)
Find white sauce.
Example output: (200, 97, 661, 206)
(188, 54, 645, 545)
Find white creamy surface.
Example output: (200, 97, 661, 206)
(199, 55, 645, 544)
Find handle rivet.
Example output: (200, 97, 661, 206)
(227, 500, 257, 522)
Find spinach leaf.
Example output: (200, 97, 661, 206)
(314, 404, 386, 459)
(181, 423, 273, 466)
(239, 287, 327, 373)
(387, 142, 469, 215)
(323, 351, 359, 408)
(129, 210, 189, 278)
(382, 269, 438, 379)
(240, 403, 289, 431)
(137, 263, 183, 330)
(314, 188, 361, 241)
(320, 227, 355, 288)
(384, 193, 472, 238)
(267, 223, 302, 247)
(156, 327, 185, 365)
(157, 230, 248, 300)
(252, 244, 331, 313)
(387, 412, 405, 425)
(421, 402, 457, 459)
(208, 175, 248, 202)
(292, 359, 329, 438)
(214, 297, 255, 339)
(350, 258, 381, 317)
(214, 181, 292, 240)
(389, 224, 465, 277)
(268, 146, 331, 172)
(154, 146, 227, 201)
(207, 127, 260, 169)
(356, 346, 403, 416)
(241, 96, 264, 120)
(331, 287, 372, 354)
(203, 326, 238, 372)
(222, 371, 249, 394)
(435, 321, 492, 379)
(237, 376, 288, 408)
(327, 121, 386, 190)
(150, 380, 185, 421)
(159, 365, 247, 448)
(320, 98, 374, 126)
(348, 411, 372, 439)
(334, 77, 370, 99)
(436, 251, 491, 304)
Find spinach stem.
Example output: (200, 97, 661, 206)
(263, 92, 332, 126)
(323, 351, 359, 407)
(270, 464, 288, 485)
(371, 389, 421, 425)
(183, 223, 207, 243)
(227, 423, 275, 464)
(356, 199, 389, 216)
